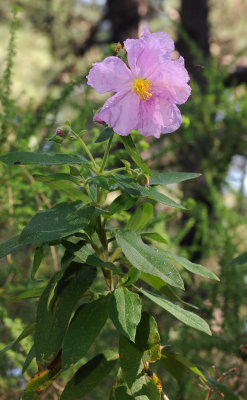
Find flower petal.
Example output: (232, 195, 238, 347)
(124, 28, 174, 78)
(137, 96, 163, 138)
(136, 96, 182, 138)
(151, 57, 191, 104)
(86, 56, 132, 94)
(97, 90, 140, 135)
(159, 101, 182, 133)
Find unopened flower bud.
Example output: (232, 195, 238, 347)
(137, 173, 150, 187)
(69, 165, 81, 176)
(95, 114, 104, 124)
(57, 129, 65, 137)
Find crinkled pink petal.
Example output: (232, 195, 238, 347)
(97, 90, 140, 135)
(137, 96, 164, 138)
(124, 28, 174, 78)
(136, 96, 182, 138)
(159, 100, 182, 133)
(151, 57, 191, 104)
(86, 56, 132, 94)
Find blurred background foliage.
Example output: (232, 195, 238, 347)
(0, 0, 247, 399)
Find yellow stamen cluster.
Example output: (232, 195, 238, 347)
(132, 78, 152, 101)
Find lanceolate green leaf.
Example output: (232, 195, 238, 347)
(114, 175, 184, 209)
(140, 272, 198, 310)
(119, 334, 143, 388)
(135, 312, 161, 363)
(160, 353, 186, 383)
(161, 350, 239, 399)
(31, 246, 44, 280)
(0, 152, 88, 166)
(34, 264, 97, 367)
(141, 232, 168, 244)
(164, 250, 219, 281)
(138, 288, 212, 335)
(228, 251, 247, 266)
(86, 254, 123, 275)
(108, 287, 142, 342)
(108, 193, 137, 215)
(116, 231, 184, 289)
(0, 234, 23, 259)
(126, 203, 153, 232)
(150, 171, 201, 185)
(120, 136, 151, 174)
(34, 174, 89, 202)
(19, 202, 98, 245)
(62, 295, 109, 368)
(61, 352, 118, 400)
(95, 127, 114, 143)
(0, 322, 35, 356)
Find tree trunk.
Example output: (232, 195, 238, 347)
(177, 0, 210, 87)
(107, 0, 147, 42)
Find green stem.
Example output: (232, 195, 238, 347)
(99, 135, 113, 173)
(72, 130, 98, 171)
(107, 167, 127, 175)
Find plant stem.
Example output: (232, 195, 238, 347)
(100, 135, 113, 173)
(110, 247, 122, 263)
(97, 216, 114, 291)
(72, 130, 98, 171)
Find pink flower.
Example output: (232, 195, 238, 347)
(87, 28, 191, 138)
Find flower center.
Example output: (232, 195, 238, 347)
(132, 78, 152, 101)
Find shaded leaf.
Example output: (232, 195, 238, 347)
(138, 288, 211, 335)
(114, 175, 184, 209)
(228, 251, 247, 266)
(15, 287, 45, 300)
(86, 254, 123, 275)
(22, 345, 36, 374)
(119, 334, 143, 388)
(95, 127, 114, 143)
(19, 202, 98, 245)
(31, 246, 44, 280)
(141, 232, 168, 244)
(34, 174, 89, 202)
(0, 322, 35, 355)
(116, 231, 184, 289)
(108, 287, 142, 341)
(62, 295, 109, 368)
(0, 152, 88, 165)
(0, 234, 23, 259)
(34, 263, 97, 367)
(160, 353, 185, 383)
(120, 136, 151, 174)
(108, 193, 137, 215)
(61, 351, 118, 400)
(135, 312, 161, 363)
(127, 203, 153, 232)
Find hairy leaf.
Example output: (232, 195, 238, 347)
(150, 171, 201, 185)
(19, 201, 98, 245)
(116, 231, 184, 289)
(138, 288, 211, 335)
(62, 295, 109, 368)
(164, 250, 219, 281)
(108, 287, 142, 341)
(0, 151, 88, 165)
(61, 352, 118, 400)
(34, 264, 97, 367)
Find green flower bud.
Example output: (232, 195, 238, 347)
(137, 173, 150, 187)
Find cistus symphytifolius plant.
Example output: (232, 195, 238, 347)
(0, 28, 232, 400)
(87, 28, 191, 137)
